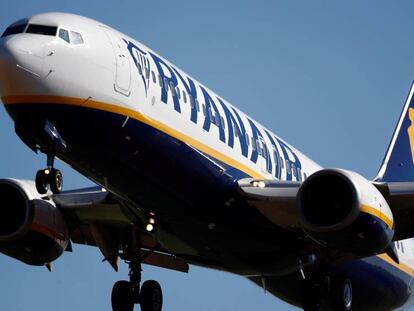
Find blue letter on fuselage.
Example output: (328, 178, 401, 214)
(125, 40, 151, 95)
(248, 119, 272, 173)
(200, 86, 225, 143)
(274, 137, 302, 181)
(149, 52, 181, 113)
(171, 67, 198, 124)
(217, 98, 249, 158)
(264, 130, 282, 179)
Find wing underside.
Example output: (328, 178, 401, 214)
(54, 187, 189, 273)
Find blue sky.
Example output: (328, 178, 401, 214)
(0, 1, 414, 310)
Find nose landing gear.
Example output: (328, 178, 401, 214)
(111, 228, 163, 311)
(35, 154, 63, 194)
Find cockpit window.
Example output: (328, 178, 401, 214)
(70, 31, 84, 45)
(1, 23, 27, 38)
(58, 28, 84, 45)
(26, 24, 57, 36)
(58, 29, 70, 43)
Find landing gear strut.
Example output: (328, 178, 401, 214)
(35, 154, 63, 194)
(111, 228, 163, 311)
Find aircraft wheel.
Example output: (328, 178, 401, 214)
(35, 170, 48, 194)
(140, 280, 163, 311)
(331, 277, 352, 311)
(49, 168, 63, 194)
(112, 280, 134, 311)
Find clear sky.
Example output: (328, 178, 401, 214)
(0, 1, 414, 310)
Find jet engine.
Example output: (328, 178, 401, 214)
(297, 169, 394, 255)
(0, 178, 69, 265)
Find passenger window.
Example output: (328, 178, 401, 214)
(273, 149, 278, 164)
(137, 63, 143, 75)
(208, 107, 214, 119)
(176, 87, 181, 99)
(145, 68, 150, 79)
(260, 143, 265, 156)
(252, 137, 257, 151)
(70, 31, 84, 44)
(245, 133, 250, 146)
(58, 28, 70, 43)
(163, 78, 169, 90)
(292, 164, 297, 179)
(169, 82, 176, 96)
(297, 167, 302, 181)
(215, 114, 220, 126)
(151, 71, 156, 83)
(189, 95, 195, 108)
(26, 24, 57, 36)
(220, 116, 225, 129)
(257, 141, 262, 155)
(234, 124, 239, 137)
(158, 74, 163, 87)
(2, 23, 27, 37)
(263, 146, 267, 157)
(286, 160, 291, 174)
(303, 172, 307, 180)
(183, 91, 187, 103)
(195, 99, 200, 112)
(202, 104, 207, 116)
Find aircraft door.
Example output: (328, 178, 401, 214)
(100, 26, 131, 96)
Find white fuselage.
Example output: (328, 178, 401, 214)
(0, 13, 321, 182)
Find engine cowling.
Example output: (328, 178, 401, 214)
(297, 169, 394, 255)
(0, 178, 69, 265)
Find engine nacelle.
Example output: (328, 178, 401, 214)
(297, 169, 394, 255)
(0, 178, 69, 265)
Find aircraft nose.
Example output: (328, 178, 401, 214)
(0, 39, 17, 94)
(0, 36, 44, 78)
(0, 36, 45, 96)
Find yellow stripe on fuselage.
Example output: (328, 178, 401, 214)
(2, 95, 265, 179)
(360, 204, 393, 229)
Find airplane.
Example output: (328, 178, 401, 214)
(1, 11, 414, 311)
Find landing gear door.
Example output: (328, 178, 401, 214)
(100, 26, 131, 96)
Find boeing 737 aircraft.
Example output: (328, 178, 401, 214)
(1, 12, 414, 311)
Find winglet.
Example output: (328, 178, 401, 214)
(375, 82, 414, 182)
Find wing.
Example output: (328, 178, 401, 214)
(374, 182, 414, 240)
(53, 187, 189, 273)
(237, 176, 402, 264)
(237, 178, 301, 231)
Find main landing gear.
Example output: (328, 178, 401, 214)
(112, 228, 163, 311)
(35, 154, 63, 194)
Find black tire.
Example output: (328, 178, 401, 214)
(330, 277, 352, 311)
(49, 168, 63, 194)
(112, 280, 134, 311)
(35, 170, 48, 194)
(140, 280, 163, 311)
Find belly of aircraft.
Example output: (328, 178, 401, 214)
(4, 100, 302, 276)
